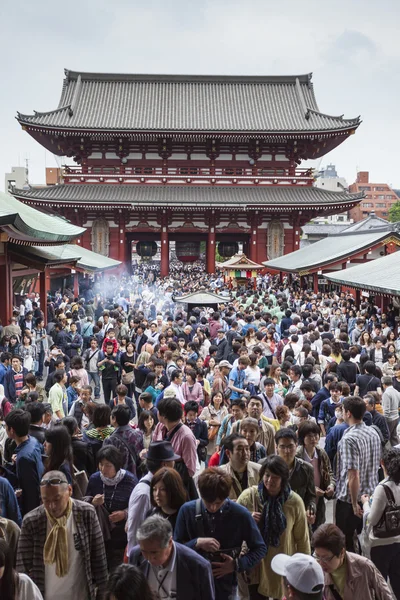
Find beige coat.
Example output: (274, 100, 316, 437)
(259, 416, 276, 456)
(199, 404, 228, 456)
(237, 486, 310, 598)
(324, 552, 395, 600)
(219, 461, 261, 500)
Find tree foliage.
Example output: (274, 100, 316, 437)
(389, 200, 400, 223)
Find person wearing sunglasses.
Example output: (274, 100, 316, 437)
(16, 470, 108, 600)
(311, 523, 393, 600)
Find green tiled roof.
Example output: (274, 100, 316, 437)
(325, 251, 400, 296)
(263, 230, 399, 273)
(10, 243, 121, 272)
(0, 191, 84, 243)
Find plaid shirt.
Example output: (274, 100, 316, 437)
(336, 422, 381, 503)
(16, 499, 107, 599)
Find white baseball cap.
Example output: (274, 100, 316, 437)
(271, 553, 324, 595)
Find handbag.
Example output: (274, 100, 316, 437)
(373, 483, 400, 538)
(72, 464, 89, 500)
(122, 370, 135, 385)
(208, 424, 220, 441)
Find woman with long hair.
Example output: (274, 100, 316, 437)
(360, 331, 374, 355)
(44, 424, 74, 485)
(142, 372, 158, 402)
(245, 353, 261, 393)
(0, 539, 43, 600)
(137, 410, 155, 450)
(269, 363, 285, 396)
(181, 369, 203, 406)
(69, 355, 89, 388)
(120, 341, 136, 397)
(244, 327, 257, 351)
(237, 455, 309, 599)
(199, 391, 229, 463)
(105, 564, 154, 600)
(146, 467, 188, 532)
(19, 334, 36, 373)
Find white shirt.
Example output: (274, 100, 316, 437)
(165, 382, 185, 405)
(19, 573, 43, 600)
(127, 472, 153, 552)
(45, 506, 88, 600)
(147, 541, 177, 600)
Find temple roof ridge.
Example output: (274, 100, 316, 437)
(63, 69, 315, 85)
(16, 68, 361, 135)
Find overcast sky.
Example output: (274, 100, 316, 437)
(1, 0, 399, 191)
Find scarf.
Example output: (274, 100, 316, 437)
(86, 425, 114, 440)
(99, 468, 126, 487)
(257, 482, 291, 553)
(43, 498, 73, 578)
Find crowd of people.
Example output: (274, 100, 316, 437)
(0, 263, 399, 599)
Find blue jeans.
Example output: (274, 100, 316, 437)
(35, 349, 45, 378)
(88, 371, 101, 399)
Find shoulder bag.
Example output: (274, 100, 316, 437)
(373, 483, 400, 538)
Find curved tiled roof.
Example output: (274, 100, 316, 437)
(264, 230, 398, 273)
(17, 70, 360, 133)
(0, 191, 84, 243)
(325, 252, 400, 296)
(9, 244, 121, 272)
(12, 184, 364, 208)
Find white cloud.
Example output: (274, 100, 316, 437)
(1, 0, 399, 189)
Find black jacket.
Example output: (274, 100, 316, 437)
(215, 338, 229, 362)
(289, 457, 316, 511)
(369, 347, 388, 364)
(28, 425, 45, 446)
(371, 410, 390, 445)
(130, 541, 215, 600)
(337, 360, 358, 386)
(72, 437, 95, 475)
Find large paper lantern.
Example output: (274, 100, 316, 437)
(175, 242, 200, 262)
(218, 241, 239, 258)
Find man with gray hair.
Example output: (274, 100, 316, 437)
(382, 376, 400, 445)
(130, 515, 215, 600)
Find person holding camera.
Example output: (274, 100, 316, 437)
(174, 467, 266, 600)
(130, 515, 215, 600)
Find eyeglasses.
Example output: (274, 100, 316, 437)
(312, 551, 336, 564)
(278, 444, 296, 451)
(40, 478, 68, 487)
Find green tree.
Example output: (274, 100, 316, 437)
(389, 200, 400, 223)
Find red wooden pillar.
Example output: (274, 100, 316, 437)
(118, 219, 126, 264)
(250, 225, 258, 262)
(0, 246, 13, 327)
(73, 272, 79, 299)
(355, 288, 361, 307)
(160, 228, 169, 277)
(39, 269, 49, 325)
(207, 228, 216, 274)
(313, 273, 318, 294)
(292, 217, 300, 252)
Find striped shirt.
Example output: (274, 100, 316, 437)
(336, 422, 381, 503)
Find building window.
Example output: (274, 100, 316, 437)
(374, 186, 385, 191)
(359, 186, 371, 191)
(378, 195, 385, 199)
(382, 212, 388, 216)
(376, 203, 386, 207)
(362, 202, 373, 207)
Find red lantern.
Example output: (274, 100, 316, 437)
(175, 242, 200, 263)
